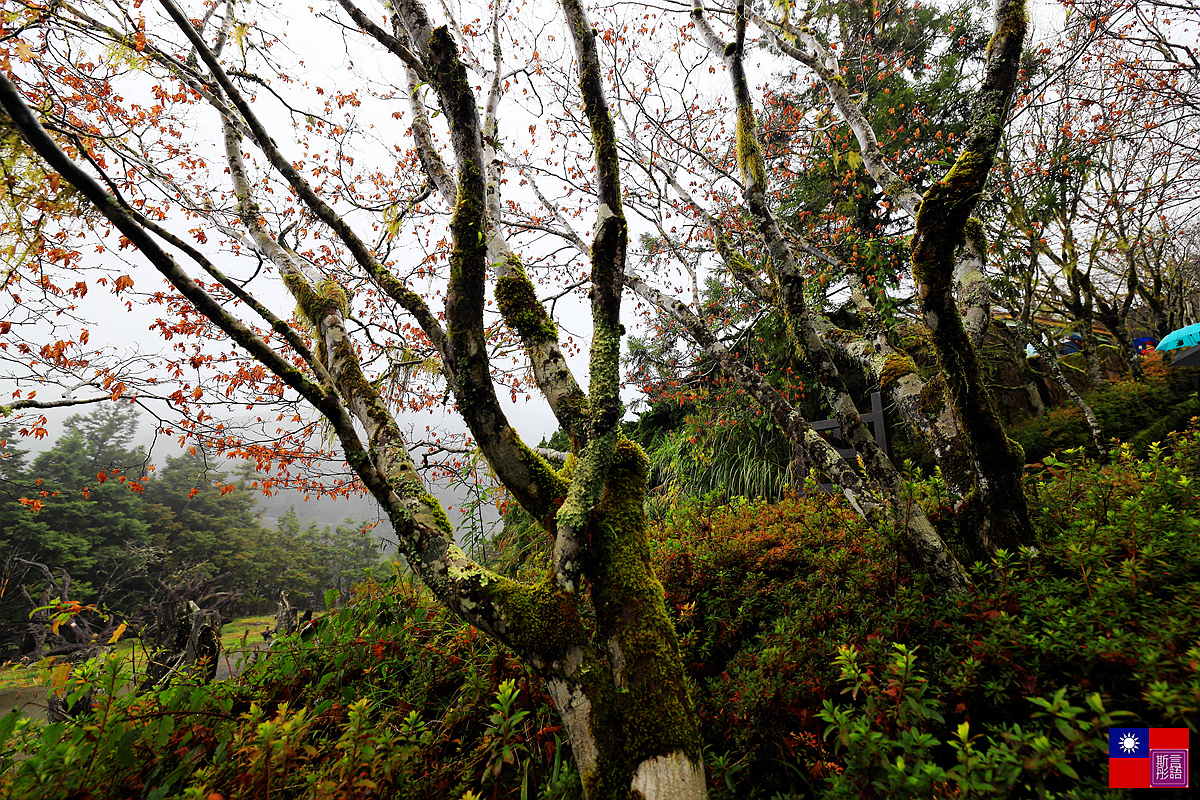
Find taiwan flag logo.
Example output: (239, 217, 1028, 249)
(1109, 727, 1189, 788)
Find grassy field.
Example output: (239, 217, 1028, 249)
(0, 664, 38, 693)
(217, 614, 276, 650)
(0, 614, 277, 692)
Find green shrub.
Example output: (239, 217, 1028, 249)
(647, 426, 1200, 798)
(6, 428, 1200, 800)
(1, 569, 583, 800)
(817, 644, 1120, 798)
(1009, 361, 1198, 461)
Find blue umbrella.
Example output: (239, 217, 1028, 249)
(1155, 322, 1200, 351)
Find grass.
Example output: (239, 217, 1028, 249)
(218, 614, 276, 650)
(0, 665, 37, 693)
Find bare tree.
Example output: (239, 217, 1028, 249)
(1, 0, 705, 794)
(992, 15, 1200, 387)
(544, 0, 1033, 560)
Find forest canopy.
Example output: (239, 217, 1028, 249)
(0, 405, 382, 653)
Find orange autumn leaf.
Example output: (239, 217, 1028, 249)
(50, 663, 71, 697)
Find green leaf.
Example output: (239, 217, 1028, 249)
(1054, 718, 1080, 742)
(151, 715, 175, 751)
(325, 587, 339, 611)
(0, 710, 20, 753)
(117, 728, 141, 768)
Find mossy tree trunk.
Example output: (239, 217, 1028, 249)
(756, 4, 1033, 551)
(622, 151, 981, 503)
(668, 2, 972, 593)
(643, 0, 1036, 567)
(907, 0, 1035, 553)
(0, 0, 705, 795)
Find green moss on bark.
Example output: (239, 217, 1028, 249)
(880, 353, 919, 392)
(884, 176, 909, 199)
(382, 475, 453, 537)
(585, 438, 703, 796)
(714, 230, 758, 280)
(917, 374, 946, 417)
(963, 216, 986, 257)
(282, 271, 351, 328)
(485, 577, 587, 666)
(515, 438, 569, 522)
(735, 104, 767, 188)
(495, 261, 558, 342)
(912, 150, 986, 288)
(987, 1, 1029, 59)
(419, 491, 453, 535)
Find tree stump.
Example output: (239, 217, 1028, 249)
(140, 600, 223, 690)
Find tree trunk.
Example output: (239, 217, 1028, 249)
(1097, 306, 1143, 381)
(910, 0, 1034, 554)
(1022, 367, 1048, 417)
(1019, 323, 1107, 459)
(540, 442, 706, 797)
(1076, 312, 1108, 388)
(1009, 327, 1049, 417)
(141, 599, 223, 690)
(0, 7, 707, 796)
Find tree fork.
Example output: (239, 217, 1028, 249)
(910, 0, 1034, 552)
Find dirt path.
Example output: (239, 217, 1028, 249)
(0, 686, 45, 721)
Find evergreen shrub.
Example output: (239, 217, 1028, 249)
(1009, 358, 1198, 461)
(4, 427, 1199, 799)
